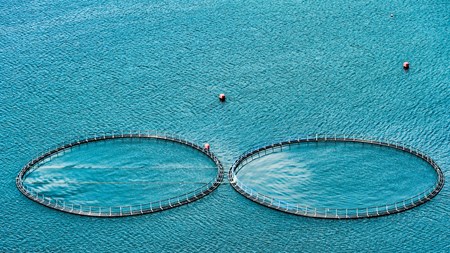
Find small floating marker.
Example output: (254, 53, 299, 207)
(390, 13, 394, 18)
(204, 143, 210, 151)
(403, 61, 410, 70)
(219, 93, 226, 102)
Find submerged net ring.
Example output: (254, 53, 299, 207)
(16, 131, 224, 217)
(229, 134, 445, 219)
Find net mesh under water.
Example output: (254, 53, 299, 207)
(16, 131, 224, 217)
(229, 134, 444, 219)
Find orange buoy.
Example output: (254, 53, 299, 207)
(219, 93, 226, 102)
(403, 62, 410, 70)
(204, 143, 210, 150)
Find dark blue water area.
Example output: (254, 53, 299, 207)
(237, 142, 438, 208)
(0, 0, 449, 252)
(22, 138, 217, 206)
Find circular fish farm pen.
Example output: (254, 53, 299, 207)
(16, 131, 224, 217)
(229, 134, 445, 219)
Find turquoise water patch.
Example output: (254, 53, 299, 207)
(1, 0, 448, 251)
(236, 142, 437, 209)
(22, 138, 217, 207)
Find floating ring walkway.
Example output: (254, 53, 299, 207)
(229, 134, 445, 219)
(16, 131, 224, 217)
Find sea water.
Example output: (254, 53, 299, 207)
(0, 0, 448, 252)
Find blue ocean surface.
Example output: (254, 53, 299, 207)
(0, 0, 449, 252)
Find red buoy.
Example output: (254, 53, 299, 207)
(403, 62, 410, 70)
(204, 143, 210, 150)
(219, 93, 226, 102)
